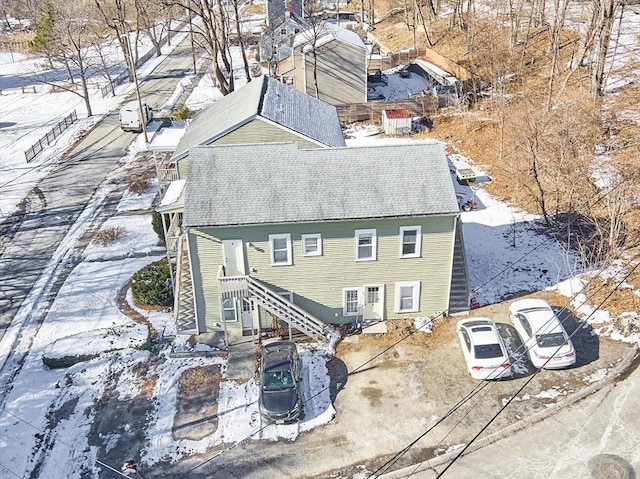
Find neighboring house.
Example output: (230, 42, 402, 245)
(174, 141, 470, 339)
(266, 0, 303, 27)
(260, 13, 308, 65)
(277, 22, 367, 105)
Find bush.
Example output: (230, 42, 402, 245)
(93, 226, 125, 245)
(152, 210, 166, 245)
(173, 105, 195, 121)
(131, 258, 173, 307)
(127, 175, 151, 194)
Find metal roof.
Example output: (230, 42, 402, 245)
(171, 76, 345, 163)
(183, 142, 459, 228)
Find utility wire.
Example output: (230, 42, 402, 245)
(0, 407, 135, 479)
(366, 251, 636, 478)
(434, 255, 640, 478)
(0, 460, 22, 479)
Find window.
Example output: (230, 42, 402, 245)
(355, 229, 377, 261)
(222, 298, 237, 322)
(280, 28, 287, 35)
(301, 233, 322, 256)
(269, 234, 292, 265)
(399, 226, 421, 258)
(283, 75, 294, 85)
(394, 281, 420, 313)
(343, 288, 362, 316)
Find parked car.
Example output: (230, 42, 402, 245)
(509, 298, 576, 369)
(258, 339, 302, 424)
(456, 318, 512, 380)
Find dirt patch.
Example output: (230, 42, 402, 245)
(172, 365, 222, 441)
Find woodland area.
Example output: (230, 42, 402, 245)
(1, 0, 639, 302)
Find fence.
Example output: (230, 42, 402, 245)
(335, 96, 439, 124)
(0, 85, 38, 95)
(24, 110, 78, 163)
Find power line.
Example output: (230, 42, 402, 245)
(0, 460, 22, 479)
(0, 407, 136, 479)
(366, 251, 635, 478)
(434, 255, 640, 478)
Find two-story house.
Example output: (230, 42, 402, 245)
(175, 141, 470, 340)
(276, 21, 367, 105)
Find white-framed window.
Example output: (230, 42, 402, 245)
(280, 27, 287, 35)
(278, 291, 294, 303)
(222, 298, 238, 322)
(283, 75, 294, 85)
(301, 233, 322, 256)
(394, 281, 420, 313)
(342, 288, 363, 316)
(355, 229, 377, 261)
(269, 234, 292, 266)
(399, 226, 422, 258)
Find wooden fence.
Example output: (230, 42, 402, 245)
(0, 85, 38, 95)
(336, 96, 438, 124)
(24, 110, 78, 163)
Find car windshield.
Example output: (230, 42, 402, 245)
(536, 332, 566, 348)
(474, 343, 503, 359)
(263, 371, 295, 391)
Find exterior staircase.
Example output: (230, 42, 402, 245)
(448, 218, 471, 314)
(174, 236, 197, 334)
(219, 276, 334, 341)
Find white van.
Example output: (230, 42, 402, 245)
(119, 100, 152, 132)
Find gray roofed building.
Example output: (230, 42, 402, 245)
(183, 142, 459, 228)
(171, 76, 345, 164)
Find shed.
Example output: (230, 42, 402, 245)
(382, 109, 413, 135)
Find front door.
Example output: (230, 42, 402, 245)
(222, 239, 246, 276)
(363, 285, 384, 321)
(240, 298, 253, 329)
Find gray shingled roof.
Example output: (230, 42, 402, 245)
(183, 142, 459, 227)
(171, 76, 345, 163)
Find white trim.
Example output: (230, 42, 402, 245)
(301, 233, 322, 256)
(278, 291, 294, 302)
(269, 233, 292, 266)
(222, 297, 239, 322)
(354, 228, 377, 261)
(399, 226, 422, 258)
(394, 281, 421, 313)
(342, 287, 363, 316)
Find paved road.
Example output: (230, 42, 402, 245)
(0, 34, 198, 404)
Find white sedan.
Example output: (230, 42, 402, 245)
(509, 298, 576, 369)
(456, 318, 512, 380)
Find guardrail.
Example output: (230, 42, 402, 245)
(24, 110, 78, 163)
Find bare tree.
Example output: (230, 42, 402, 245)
(92, 0, 137, 82)
(164, 0, 234, 94)
(591, 0, 619, 96)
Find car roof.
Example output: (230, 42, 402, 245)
(510, 298, 552, 312)
(521, 308, 565, 334)
(458, 318, 501, 346)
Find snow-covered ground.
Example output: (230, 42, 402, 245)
(1, 5, 640, 478)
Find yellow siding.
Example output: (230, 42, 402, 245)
(191, 216, 456, 329)
(304, 40, 366, 105)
